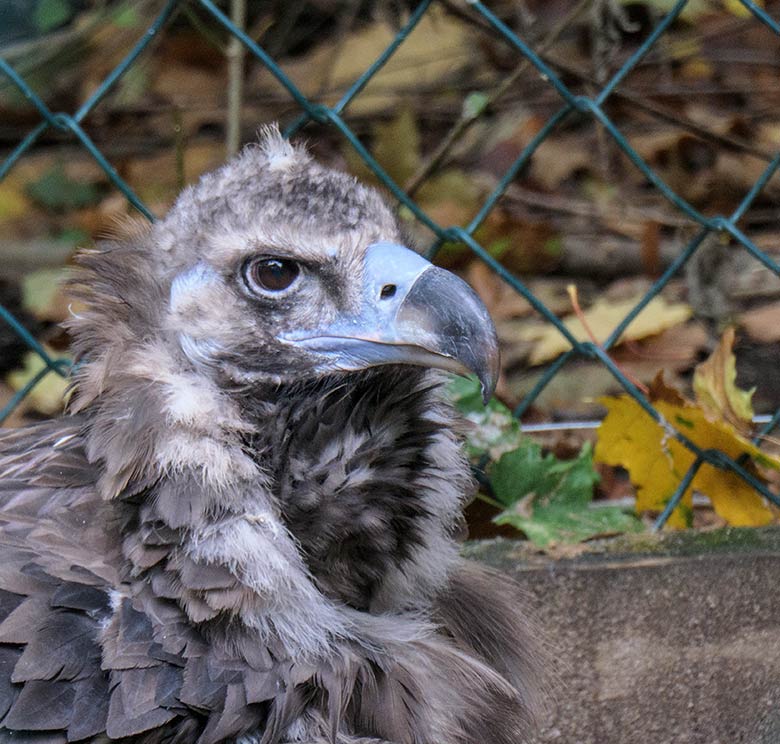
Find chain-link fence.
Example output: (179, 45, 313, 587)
(2, 0, 780, 529)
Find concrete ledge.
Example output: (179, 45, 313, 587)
(467, 527, 780, 744)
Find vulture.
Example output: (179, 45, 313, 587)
(0, 129, 543, 743)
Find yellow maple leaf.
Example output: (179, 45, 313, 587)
(595, 374, 778, 528)
(519, 295, 692, 366)
(723, 0, 763, 17)
(693, 326, 754, 433)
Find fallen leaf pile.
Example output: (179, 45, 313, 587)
(595, 329, 779, 528)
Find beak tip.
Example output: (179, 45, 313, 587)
(478, 366, 498, 405)
(479, 332, 500, 405)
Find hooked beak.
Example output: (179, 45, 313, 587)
(279, 242, 499, 403)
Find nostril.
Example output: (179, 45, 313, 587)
(380, 284, 397, 300)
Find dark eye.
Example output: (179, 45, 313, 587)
(245, 257, 300, 293)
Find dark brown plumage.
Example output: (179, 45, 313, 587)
(0, 129, 544, 743)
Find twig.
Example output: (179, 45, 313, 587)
(403, 0, 592, 198)
(503, 183, 690, 227)
(173, 107, 185, 191)
(623, 339, 692, 363)
(0, 0, 166, 68)
(546, 54, 775, 162)
(264, 0, 308, 58)
(567, 284, 650, 394)
(755, 433, 780, 449)
(226, 0, 247, 157)
(428, 5, 771, 170)
(476, 492, 506, 510)
(181, 4, 227, 53)
(314, 0, 363, 100)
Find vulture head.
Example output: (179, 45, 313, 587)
(0, 128, 545, 744)
(98, 131, 498, 398)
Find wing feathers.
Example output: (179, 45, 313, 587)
(4, 680, 75, 731)
(0, 647, 21, 720)
(434, 560, 550, 724)
(50, 582, 111, 616)
(106, 668, 178, 738)
(0, 598, 49, 644)
(11, 611, 101, 683)
(67, 675, 110, 741)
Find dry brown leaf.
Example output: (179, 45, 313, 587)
(125, 142, 225, 207)
(285, 7, 470, 115)
(152, 64, 222, 108)
(612, 322, 709, 373)
(693, 327, 754, 433)
(372, 107, 422, 185)
(0, 384, 33, 429)
(740, 301, 780, 343)
(466, 261, 532, 321)
(518, 295, 692, 366)
(530, 135, 592, 191)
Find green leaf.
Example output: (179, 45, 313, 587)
(56, 227, 90, 245)
(491, 442, 642, 546)
(26, 163, 100, 212)
(487, 236, 512, 260)
(463, 91, 489, 119)
(543, 236, 563, 258)
(447, 375, 526, 459)
(113, 5, 140, 28)
(447, 374, 485, 414)
(33, 0, 72, 33)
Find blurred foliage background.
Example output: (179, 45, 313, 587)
(3, 0, 780, 540)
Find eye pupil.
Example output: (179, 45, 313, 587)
(248, 258, 299, 292)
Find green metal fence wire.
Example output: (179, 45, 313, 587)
(1, 0, 780, 529)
